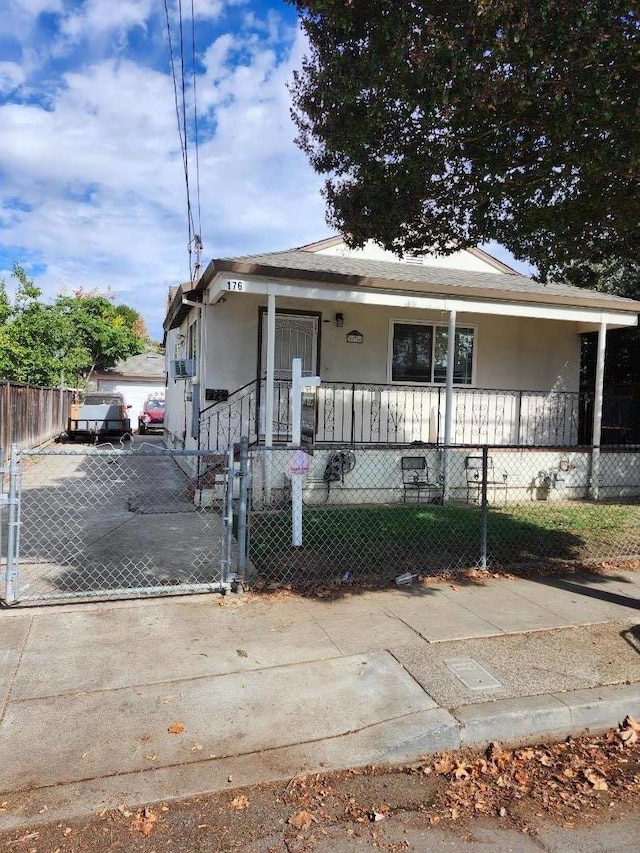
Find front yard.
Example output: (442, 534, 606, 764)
(248, 501, 640, 587)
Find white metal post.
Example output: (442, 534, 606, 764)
(263, 292, 276, 503)
(589, 320, 607, 500)
(265, 292, 276, 448)
(291, 359, 304, 547)
(442, 309, 457, 503)
(289, 358, 319, 547)
(291, 358, 302, 447)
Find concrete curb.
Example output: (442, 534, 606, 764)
(2, 682, 639, 832)
(453, 682, 640, 747)
(455, 694, 573, 745)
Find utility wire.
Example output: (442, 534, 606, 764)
(163, 0, 198, 281)
(177, 0, 195, 280)
(190, 0, 202, 253)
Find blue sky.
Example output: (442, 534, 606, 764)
(0, 1, 530, 338)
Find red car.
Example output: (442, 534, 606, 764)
(138, 397, 165, 434)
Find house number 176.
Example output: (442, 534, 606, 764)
(226, 280, 245, 291)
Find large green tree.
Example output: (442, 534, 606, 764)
(288, 1, 638, 278)
(0, 266, 147, 387)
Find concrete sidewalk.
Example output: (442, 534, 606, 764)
(1, 569, 639, 830)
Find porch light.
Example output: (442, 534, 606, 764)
(335, 312, 344, 327)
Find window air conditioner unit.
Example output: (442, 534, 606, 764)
(171, 358, 196, 379)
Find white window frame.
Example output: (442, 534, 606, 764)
(387, 318, 478, 386)
(187, 316, 199, 362)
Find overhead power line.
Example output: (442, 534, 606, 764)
(162, 0, 203, 282)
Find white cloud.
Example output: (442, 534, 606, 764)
(0, 20, 328, 336)
(0, 63, 26, 94)
(56, 0, 154, 52)
(192, 0, 248, 21)
(191, 0, 224, 20)
(8, 0, 63, 17)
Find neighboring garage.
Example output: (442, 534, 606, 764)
(94, 351, 166, 428)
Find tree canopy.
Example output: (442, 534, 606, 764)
(288, 1, 638, 279)
(0, 265, 147, 387)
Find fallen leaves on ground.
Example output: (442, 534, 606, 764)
(3, 720, 639, 850)
(167, 722, 184, 735)
(616, 715, 640, 745)
(415, 719, 640, 828)
(131, 807, 157, 837)
(287, 810, 317, 831)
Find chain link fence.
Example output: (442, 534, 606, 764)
(246, 444, 640, 589)
(2, 444, 235, 604)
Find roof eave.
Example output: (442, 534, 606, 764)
(163, 281, 203, 331)
(207, 258, 640, 315)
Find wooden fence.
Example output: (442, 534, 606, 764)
(0, 381, 76, 458)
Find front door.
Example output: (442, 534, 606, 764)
(259, 312, 320, 439)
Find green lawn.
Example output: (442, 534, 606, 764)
(248, 501, 640, 585)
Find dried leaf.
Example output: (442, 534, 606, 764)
(623, 715, 640, 733)
(288, 810, 317, 831)
(236, 649, 248, 658)
(168, 722, 184, 735)
(434, 755, 454, 775)
(518, 748, 535, 761)
(454, 763, 471, 780)
(486, 742, 503, 762)
(132, 807, 157, 837)
(617, 728, 638, 746)
(538, 753, 553, 767)
(584, 769, 608, 791)
(230, 795, 249, 811)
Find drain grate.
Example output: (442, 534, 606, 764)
(444, 657, 502, 690)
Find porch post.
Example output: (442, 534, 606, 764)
(263, 291, 276, 503)
(265, 291, 276, 447)
(589, 320, 607, 500)
(442, 309, 456, 503)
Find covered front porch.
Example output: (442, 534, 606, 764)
(197, 278, 628, 462)
(200, 378, 584, 451)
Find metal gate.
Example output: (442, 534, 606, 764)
(1, 443, 241, 605)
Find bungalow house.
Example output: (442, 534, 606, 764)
(163, 237, 640, 503)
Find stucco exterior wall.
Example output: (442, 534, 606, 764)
(164, 324, 192, 448)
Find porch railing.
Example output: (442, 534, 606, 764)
(198, 380, 260, 452)
(317, 383, 582, 447)
(199, 379, 586, 451)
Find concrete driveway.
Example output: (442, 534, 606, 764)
(7, 436, 228, 602)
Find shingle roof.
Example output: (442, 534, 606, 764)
(97, 352, 166, 380)
(206, 249, 640, 313)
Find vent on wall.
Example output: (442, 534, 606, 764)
(403, 253, 424, 266)
(170, 358, 196, 379)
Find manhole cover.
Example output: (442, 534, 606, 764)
(444, 657, 502, 690)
